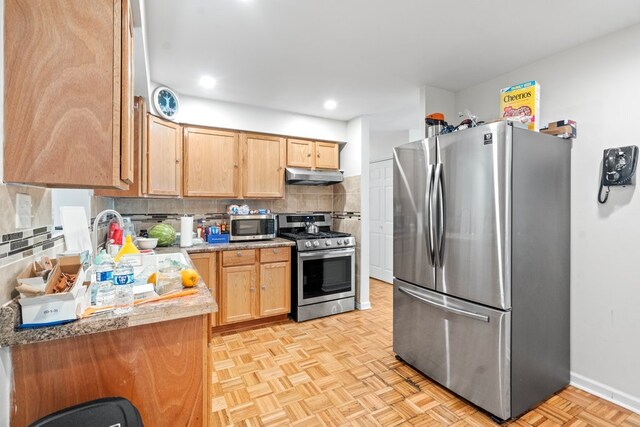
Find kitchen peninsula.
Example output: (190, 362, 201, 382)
(2, 238, 294, 426)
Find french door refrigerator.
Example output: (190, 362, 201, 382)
(393, 121, 570, 421)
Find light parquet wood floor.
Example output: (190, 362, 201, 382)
(209, 279, 639, 426)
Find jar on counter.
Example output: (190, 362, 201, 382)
(156, 262, 182, 295)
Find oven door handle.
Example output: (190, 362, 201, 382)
(298, 248, 355, 259)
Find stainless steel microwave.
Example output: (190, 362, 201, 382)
(228, 214, 277, 241)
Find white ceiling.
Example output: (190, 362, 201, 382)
(145, 0, 640, 128)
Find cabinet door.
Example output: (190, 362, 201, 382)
(120, 0, 134, 184)
(147, 114, 182, 196)
(315, 142, 340, 170)
(220, 265, 257, 325)
(259, 261, 291, 317)
(242, 134, 285, 198)
(4, 0, 129, 189)
(95, 97, 146, 198)
(183, 127, 239, 197)
(287, 139, 314, 168)
(189, 253, 218, 327)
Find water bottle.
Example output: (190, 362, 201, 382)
(113, 259, 135, 314)
(93, 250, 115, 307)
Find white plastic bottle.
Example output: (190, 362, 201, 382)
(113, 259, 135, 314)
(93, 250, 115, 307)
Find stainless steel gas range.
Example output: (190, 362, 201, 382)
(278, 213, 356, 321)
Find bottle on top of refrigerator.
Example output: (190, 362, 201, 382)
(113, 259, 135, 314)
(93, 250, 115, 307)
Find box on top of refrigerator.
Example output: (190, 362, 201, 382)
(500, 80, 540, 131)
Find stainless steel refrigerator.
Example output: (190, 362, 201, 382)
(393, 121, 570, 421)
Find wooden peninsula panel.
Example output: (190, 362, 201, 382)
(11, 315, 208, 426)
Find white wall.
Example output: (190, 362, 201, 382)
(149, 83, 347, 143)
(370, 130, 409, 162)
(456, 23, 640, 412)
(344, 117, 371, 309)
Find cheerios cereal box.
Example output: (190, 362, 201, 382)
(500, 80, 540, 131)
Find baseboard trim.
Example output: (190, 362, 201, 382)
(356, 301, 372, 310)
(570, 372, 640, 414)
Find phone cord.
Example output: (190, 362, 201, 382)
(598, 180, 610, 204)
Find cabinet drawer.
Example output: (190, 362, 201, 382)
(222, 249, 256, 266)
(260, 247, 291, 263)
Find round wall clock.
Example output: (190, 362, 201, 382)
(152, 86, 180, 120)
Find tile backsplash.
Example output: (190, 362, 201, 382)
(113, 184, 335, 216)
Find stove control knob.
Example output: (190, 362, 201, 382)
(337, 239, 343, 245)
(304, 241, 312, 248)
(313, 240, 320, 247)
(325, 240, 332, 247)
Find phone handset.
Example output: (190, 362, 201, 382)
(598, 146, 639, 204)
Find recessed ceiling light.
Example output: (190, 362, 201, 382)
(324, 99, 337, 110)
(199, 75, 217, 89)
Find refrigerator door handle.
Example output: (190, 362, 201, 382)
(433, 163, 446, 267)
(398, 286, 490, 322)
(425, 164, 435, 266)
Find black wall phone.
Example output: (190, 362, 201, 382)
(598, 145, 639, 204)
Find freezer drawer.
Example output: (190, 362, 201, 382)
(393, 279, 511, 420)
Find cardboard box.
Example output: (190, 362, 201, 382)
(16, 260, 55, 290)
(500, 80, 540, 131)
(18, 256, 90, 325)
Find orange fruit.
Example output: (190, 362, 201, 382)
(181, 269, 199, 288)
(148, 272, 157, 285)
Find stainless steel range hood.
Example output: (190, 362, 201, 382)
(285, 167, 343, 186)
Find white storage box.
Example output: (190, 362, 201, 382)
(19, 256, 90, 326)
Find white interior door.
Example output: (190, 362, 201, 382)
(369, 159, 393, 283)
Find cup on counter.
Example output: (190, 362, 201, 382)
(156, 263, 182, 295)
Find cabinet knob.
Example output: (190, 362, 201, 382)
(272, 249, 277, 254)
(250, 288, 255, 292)
(236, 252, 242, 257)
(261, 285, 266, 290)
(307, 154, 311, 157)
(234, 163, 238, 168)
(175, 159, 180, 163)
(317, 154, 320, 158)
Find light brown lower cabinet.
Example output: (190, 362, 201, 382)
(189, 252, 217, 328)
(220, 264, 257, 325)
(259, 261, 290, 317)
(190, 247, 291, 328)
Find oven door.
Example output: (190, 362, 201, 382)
(298, 248, 355, 306)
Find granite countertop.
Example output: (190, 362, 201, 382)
(0, 251, 218, 348)
(0, 239, 294, 348)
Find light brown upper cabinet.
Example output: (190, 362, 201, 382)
(183, 127, 240, 198)
(242, 133, 286, 198)
(286, 139, 314, 168)
(95, 97, 147, 198)
(286, 139, 340, 170)
(315, 141, 340, 170)
(147, 115, 182, 197)
(4, 0, 134, 189)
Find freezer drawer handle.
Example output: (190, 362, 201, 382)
(398, 287, 490, 322)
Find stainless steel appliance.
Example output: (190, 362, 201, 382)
(393, 121, 570, 421)
(285, 167, 343, 185)
(278, 213, 356, 321)
(228, 214, 277, 241)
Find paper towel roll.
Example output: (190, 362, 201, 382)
(180, 216, 194, 247)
